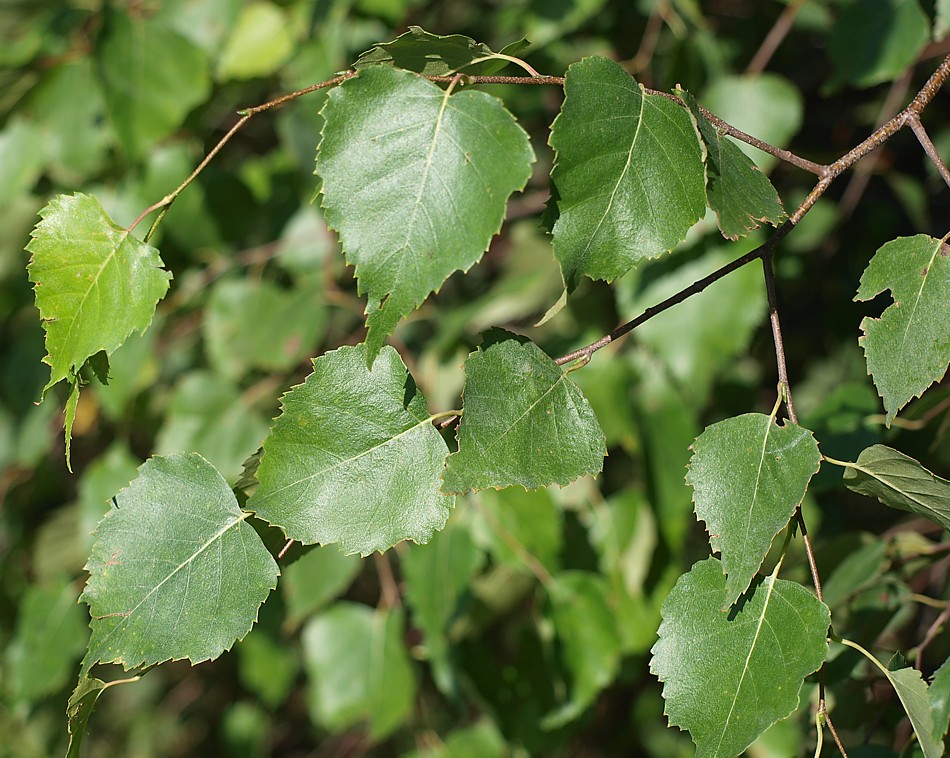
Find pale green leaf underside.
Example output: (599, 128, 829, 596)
(650, 558, 830, 758)
(301, 604, 414, 740)
(678, 88, 786, 240)
(686, 413, 821, 608)
(930, 657, 950, 750)
(67, 675, 140, 758)
(316, 67, 534, 363)
(855, 235, 950, 424)
(80, 453, 277, 675)
(887, 667, 943, 758)
(548, 56, 705, 293)
(842, 444, 950, 531)
(249, 345, 454, 555)
(441, 329, 606, 494)
(353, 25, 529, 76)
(26, 193, 171, 392)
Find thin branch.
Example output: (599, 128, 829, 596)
(908, 114, 950, 189)
(915, 602, 950, 671)
(554, 220, 794, 365)
(746, 0, 807, 75)
(838, 68, 913, 220)
(761, 251, 796, 422)
(374, 552, 401, 609)
(822, 704, 850, 758)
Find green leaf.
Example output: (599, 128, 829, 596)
(930, 657, 950, 749)
(154, 371, 270, 483)
(841, 638, 942, 758)
(855, 235, 950, 424)
(97, 11, 210, 158)
(0, 116, 44, 206)
(475, 486, 562, 574)
(80, 453, 278, 674)
(886, 667, 944, 758)
(841, 444, 950, 530)
(250, 344, 454, 555)
(203, 278, 325, 379)
(216, 1, 293, 81)
(353, 26, 529, 76)
(678, 89, 785, 240)
(650, 558, 830, 758)
(702, 74, 802, 172)
(282, 546, 363, 629)
(301, 603, 414, 740)
(828, 0, 930, 90)
(542, 571, 622, 729)
(315, 67, 533, 362)
(402, 512, 484, 695)
(623, 245, 767, 409)
(26, 193, 171, 394)
(686, 413, 821, 608)
(547, 56, 705, 294)
(236, 628, 299, 709)
(441, 330, 606, 493)
(67, 675, 140, 758)
(7, 577, 88, 703)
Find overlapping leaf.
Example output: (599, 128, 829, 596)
(315, 67, 533, 363)
(543, 571, 622, 729)
(67, 675, 140, 758)
(650, 558, 830, 758)
(249, 345, 454, 555)
(26, 193, 171, 393)
(80, 453, 278, 675)
(301, 604, 414, 740)
(686, 413, 821, 608)
(842, 444, 950, 530)
(441, 330, 606, 493)
(678, 88, 785, 240)
(353, 26, 529, 75)
(855, 235, 950, 424)
(547, 56, 705, 295)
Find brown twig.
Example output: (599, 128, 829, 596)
(908, 114, 950, 189)
(374, 552, 401, 609)
(915, 602, 950, 671)
(746, 0, 807, 75)
(554, 221, 794, 365)
(822, 705, 850, 758)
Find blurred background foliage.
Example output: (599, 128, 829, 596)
(2, 0, 950, 755)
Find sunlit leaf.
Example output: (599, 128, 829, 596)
(216, 1, 293, 81)
(81, 453, 277, 674)
(442, 330, 606, 493)
(26, 193, 171, 393)
(650, 558, 829, 758)
(686, 413, 821, 607)
(547, 56, 705, 294)
(250, 345, 454, 555)
(97, 10, 210, 158)
(316, 67, 533, 362)
(855, 235, 950, 424)
(301, 603, 414, 740)
(353, 25, 529, 75)
(842, 444, 950, 530)
(678, 88, 785, 240)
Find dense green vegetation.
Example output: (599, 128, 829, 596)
(3, 1, 950, 756)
